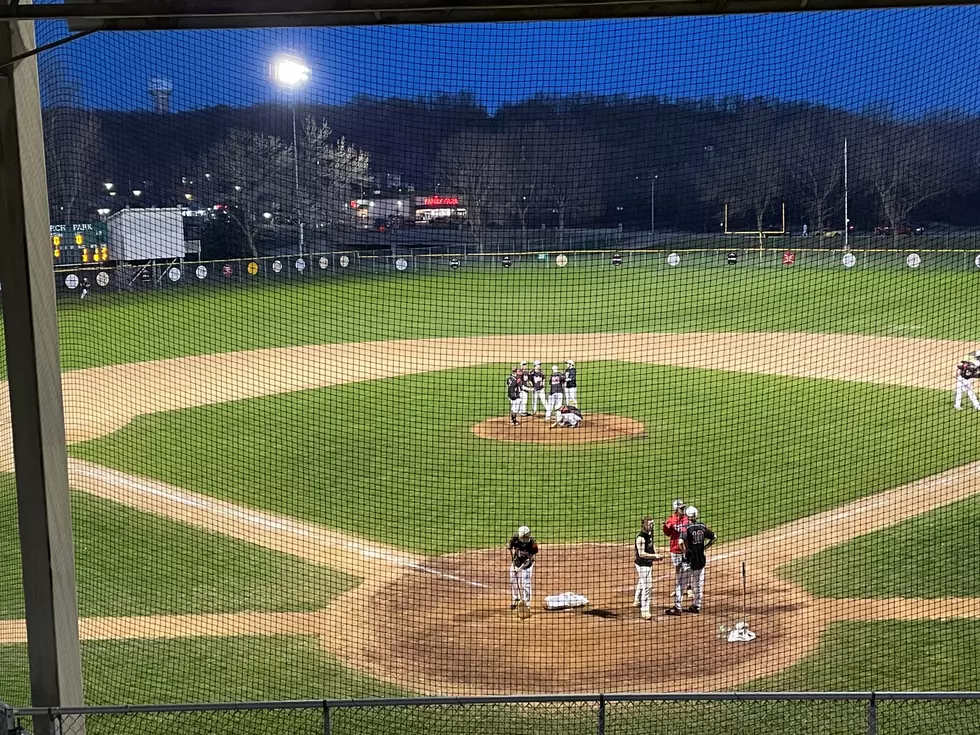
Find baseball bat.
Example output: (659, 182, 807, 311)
(741, 561, 747, 622)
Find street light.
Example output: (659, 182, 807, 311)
(272, 53, 311, 254)
(132, 189, 142, 198)
(97, 208, 110, 220)
(262, 212, 273, 220)
(103, 182, 114, 192)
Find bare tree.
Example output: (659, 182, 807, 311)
(205, 129, 289, 257)
(500, 125, 548, 247)
(785, 108, 846, 232)
(299, 116, 371, 238)
(860, 120, 953, 229)
(697, 102, 791, 234)
(539, 124, 603, 248)
(439, 130, 503, 252)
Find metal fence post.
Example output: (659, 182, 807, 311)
(867, 693, 877, 735)
(322, 702, 331, 735)
(597, 694, 605, 735)
(1, 701, 14, 735)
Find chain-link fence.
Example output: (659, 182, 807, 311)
(5, 694, 980, 735)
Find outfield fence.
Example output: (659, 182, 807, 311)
(5, 693, 980, 735)
(40, 246, 980, 299)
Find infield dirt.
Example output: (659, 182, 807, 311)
(2, 331, 979, 694)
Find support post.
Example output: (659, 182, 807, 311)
(867, 692, 877, 735)
(596, 694, 606, 735)
(0, 8, 85, 729)
(322, 703, 331, 735)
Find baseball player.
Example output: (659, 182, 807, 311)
(518, 361, 532, 416)
(665, 506, 716, 615)
(955, 351, 980, 410)
(508, 525, 539, 612)
(545, 365, 565, 419)
(551, 404, 583, 428)
(529, 361, 547, 415)
(662, 499, 692, 601)
(507, 367, 523, 426)
(564, 360, 578, 407)
(634, 516, 663, 620)
(80, 276, 91, 300)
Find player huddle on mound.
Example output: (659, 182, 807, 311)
(507, 500, 716, 621)
(506, 359, 579, 427)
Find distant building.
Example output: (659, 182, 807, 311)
(349, 193, 467, 226)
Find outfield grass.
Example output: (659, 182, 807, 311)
(780, 493, 980, 599)
(0, 635, 406, 707)
(0, 479, 355, 619)
(35, 265, 970, 374)
(70, 362, 970, 554)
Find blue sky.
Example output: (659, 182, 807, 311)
(36, 6, 980, 118)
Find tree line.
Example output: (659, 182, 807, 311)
(41, 74, 980, 252)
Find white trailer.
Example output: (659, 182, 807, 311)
(107, 208, 186, 262)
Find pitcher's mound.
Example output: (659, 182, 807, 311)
(472, 414, 646, 444)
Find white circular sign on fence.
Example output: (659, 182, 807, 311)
(96, 271, 110, 287)
(395, 258, 409, 271)
(974, 254, 980, 269)
(906, 253, 922, 269)
(339, 255, 350, 268)
(65, 274, 79, 289)
(296, 258, 306, 272)
(667, 253, 681, 267)
(319, 256, 329, 270)
(272, 260, 283, 273)
(168, 267, 181, 282)
(842, 253, 857, 269)
(556, 254, 568, 267)
(195, 265, 208, 280)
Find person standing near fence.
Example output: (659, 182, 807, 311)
(955, 352, 980, 411)
(633, 516, 662, 620)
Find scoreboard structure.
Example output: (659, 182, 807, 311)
(51, 222, 109, 265)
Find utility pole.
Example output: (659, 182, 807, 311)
(843, 138, 849, 250)
(650, 174, 657, 241)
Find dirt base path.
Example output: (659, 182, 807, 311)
(2, 330, 979, 691)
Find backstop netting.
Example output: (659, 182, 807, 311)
(5, 8, 980, 725)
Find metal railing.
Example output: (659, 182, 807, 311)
(5, 692, 980, 735)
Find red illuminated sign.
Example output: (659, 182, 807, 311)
(350, 201, 358, 209)
(422, 196, 459, 207)
(782, 251, 796, 265)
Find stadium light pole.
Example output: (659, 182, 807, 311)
(272, 54, 310, 255)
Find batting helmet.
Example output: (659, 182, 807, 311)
(518, 525, 531, 538)
(685, 506, 699, 520)
(566, 359, 575, 367)
(552, 365, 559, 373)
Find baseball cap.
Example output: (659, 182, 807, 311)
(672, 499, 686, 511)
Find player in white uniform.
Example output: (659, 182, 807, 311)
(529, 361, 547, 415)
(633, 516, 663, 620)
(545, 365, 565, 419)
(517, 361, 530, 415)
(564, 360, 578, 407)
(508, 525, 539, 615)
(551, 405, 583, 428)
(955, 351, 980, 410)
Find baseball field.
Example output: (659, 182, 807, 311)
(3, 254, 980, 721)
